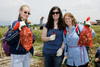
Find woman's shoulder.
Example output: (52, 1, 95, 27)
(78, 24, 83, 27)
(43, 23, 48, 29)
(12, 20, 19, 28)
(78, 24, 84, 31)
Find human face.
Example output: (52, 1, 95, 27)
(64, 16, 72, 26)
(19, 6, 30, 20)
(52, 9, 60, 20)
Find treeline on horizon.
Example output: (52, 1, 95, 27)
(0, 24, 40, 28)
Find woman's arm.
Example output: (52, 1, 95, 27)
(63, 32, 68, 56)
(56, 42, 64, 57)
(91, 28, 95, 37)
(61, 42, 64, 50)
(41, 27, 50, 42)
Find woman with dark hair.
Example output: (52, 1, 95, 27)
(41, 6, 64, 67)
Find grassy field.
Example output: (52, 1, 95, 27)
(0, 25, 100, 67)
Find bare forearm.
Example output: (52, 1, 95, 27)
(41, 36, 50, 42)
(41, 27, 50, 42)
(61, 42, 64, 50)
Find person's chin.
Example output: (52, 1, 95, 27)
(24, 17, 28, 20)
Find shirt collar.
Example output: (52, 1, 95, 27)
(66, 25, 76, 31)
(18, 18, 22, 21)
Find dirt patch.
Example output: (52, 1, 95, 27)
(30, 56, 44, 67)
(0, 56, 44, 67)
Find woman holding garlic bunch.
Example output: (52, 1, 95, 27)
(41, 6, 64, 67)
(63, 13, 95, 67)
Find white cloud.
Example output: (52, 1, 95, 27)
(0, 0, 27, 8)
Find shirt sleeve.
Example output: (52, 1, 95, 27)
(44, 24, 47, 28)
(64, 44, 68, 56)
(91, 28, 95, 37)
(63, 31, 68, 56)
(98, 55, 100, 59)
(78, 24, 84, 32)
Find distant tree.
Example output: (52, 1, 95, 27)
(33, 24, 39, 27)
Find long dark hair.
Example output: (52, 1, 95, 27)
(46, 6, 64, 30)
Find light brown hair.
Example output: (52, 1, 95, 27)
(18, 5, 30, 24)
(64, 12, 77, 26)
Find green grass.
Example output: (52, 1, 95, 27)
(0, 28, 8, 39)
(91, 25, 100, 45)
(0, 25, 100, 67)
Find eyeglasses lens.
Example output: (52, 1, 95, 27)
(52, 12, 59, 15)
(24, 11, 31, 15)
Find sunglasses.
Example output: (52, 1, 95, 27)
(24, 11, 31, 15)
(52, 12, 59, 15)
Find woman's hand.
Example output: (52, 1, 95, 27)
(19, 21, 26, 30)
(56, 48, 63, 57)
(62, 56, 67, 65)
(95, 58, 100, 62)
(49, 35, 56, 41)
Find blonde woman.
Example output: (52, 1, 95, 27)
(9, 5, 34, 67)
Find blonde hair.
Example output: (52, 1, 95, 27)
(64, 12, 77, 26)
(18, 5, 31, 24)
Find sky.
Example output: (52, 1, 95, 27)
(0, 0, 100, 25)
